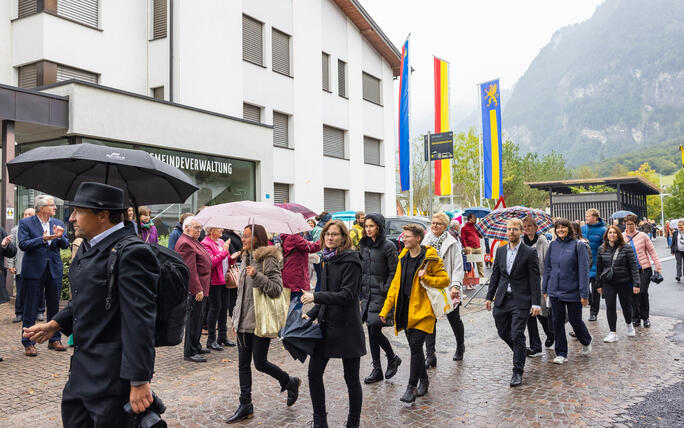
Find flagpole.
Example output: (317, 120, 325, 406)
(407, 34, 414, 216)
(477, 83, 483, 206)
(448, 58, 454, 209)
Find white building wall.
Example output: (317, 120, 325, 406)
(0, 2, 13, 84)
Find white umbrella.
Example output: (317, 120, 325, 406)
(194, 201, 312, 234)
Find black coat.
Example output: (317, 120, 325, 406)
(307, 249, 366, 359)
(0, 226, 17, 303)
(359, 213, 398, 327)
(53, 223, 160, 399)
(596, 243, 640, 288)
(487, 243, 541, 310)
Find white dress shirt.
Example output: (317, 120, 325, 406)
(39, 217, 52, 244)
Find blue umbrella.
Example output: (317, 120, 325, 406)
(462, 206, 492, 219)
(610, 210, 637, 220)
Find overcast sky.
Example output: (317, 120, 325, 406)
(358, 0, 605, 135)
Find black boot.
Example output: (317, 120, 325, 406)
(312, 413, 329, 428)
(425, 353, 437, 369)
(400, 385, 417, 403)
(345, 415, 360, 428)
(285, 377, 300, 406)
(453, 344, 465, 361)
(416, 377, 429, 397)
(364, 367, 384, 384)
(385, 354, 402, 379)
(226, 402, 254, 423)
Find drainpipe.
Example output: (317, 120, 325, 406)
(169, 0, 174, 102)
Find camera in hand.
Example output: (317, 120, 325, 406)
(124, 391, 167, 428)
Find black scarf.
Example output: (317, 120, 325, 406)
(523, 233, 539, 247)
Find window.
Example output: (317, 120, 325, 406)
(272, 29, 291, 76)
(18, 0, 37, 18)
(17, 63, 37, 89)
(243, 103, 261, 123)
(362, 72, 382, 105)
(152, 0, 167, 40)
(324, 188, 346, 212)
(323, 125, 345, 158)
(56, 65, 98, 84)
(322, 52, 330, 91)
(152, 87, 165, 100)
(57, 0, 99, 27)
(273, 112, 289, 148)
(338, 60, 347, 98)
(365, 192, 382, 214)
(273, 183, 290, 204)
(242, 15, 263, 66)
(364, 136, 381, 165)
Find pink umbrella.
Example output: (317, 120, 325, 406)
(194, 201, 312, 234)
(275, 202, 317, 219)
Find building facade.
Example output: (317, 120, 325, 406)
(1, 0, 400, 227)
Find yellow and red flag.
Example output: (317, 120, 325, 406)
(433, 57, 451, 196)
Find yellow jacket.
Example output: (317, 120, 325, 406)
(350, 223, 363, 249)
(379, 246, 450, 335)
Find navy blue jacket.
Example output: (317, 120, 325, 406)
(581, 218, 606, 279)
(18, 215, 70, 279)
(543, 237, 590, 301)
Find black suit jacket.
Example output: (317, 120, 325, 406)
(486, 242, 541, 310)
(53, 223, 160, 398)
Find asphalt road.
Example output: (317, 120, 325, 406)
(636, 237, 682, 320)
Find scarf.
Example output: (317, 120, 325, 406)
(141, 221, 153, 230)
(523, 233, 539, 247)
(321, 247, 337, 261)
(424, 231, 448, 256)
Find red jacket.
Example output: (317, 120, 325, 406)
(175, 233, 211, 296)
(201, 236, 235, 286)
(280, 233, 321, 293)
(460, 222, 481, 249)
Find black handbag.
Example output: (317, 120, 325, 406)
(599, 247, 620, 283)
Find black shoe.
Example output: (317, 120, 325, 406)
(545, 337, 554, 348)
(36, 313, 45, 322)
(207, 341, 223, 351)
(385, 354, 401, 379)
(526, 348, 543, 358)
(633, 320, 641, 328)
(453, 345, 465, 361)
(12, 315, 22, 323)
(312, 413, 328, 428)
(589, 314, 597, 322)
(400, 385, 417, 403)
(510, 372, 523, 387)
(218, 338, 236, 347)
(285, 377, 300, 407)
(643, 319, 651, 328)
(184, 354, 207, 363)
(198, 347, 211, 354)
(416, 377, 429, 397)
(676, 277, 681, 282)
(424, 354, 437, 370)
(0, 355, 3, 362)
(226, 403, 254, 423)
(364, 368, 384, 384)
(569, 331, 577, 338)
(345, 417, 360, 428)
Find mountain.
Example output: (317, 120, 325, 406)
(503, 0, 684, 167)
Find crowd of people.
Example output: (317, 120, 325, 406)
(9, 184, 673, 427)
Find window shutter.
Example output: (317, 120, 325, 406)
(338, 60, 347, 97)
(18, 64, 37, 89)
(57, 0, 99, 27)
(18, 0, 37, 18)
(153, 0, 167, 40)
(322, 53, 330, 91)
(324, 188, 345, 212)
(364, 192, 382, 214)
(271, 29, 290, 76)
(273, 112, 289, 148)
(364, 137, 381, 165)
(243, 103, 261, 123)
(242, 15, 263, 66)
(274, 183, 290, 204)
(323, 125, 344, 158)
(56, 65, 98, 83)
(362, 72, 382, 105)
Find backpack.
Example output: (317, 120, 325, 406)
(105, 235, 190, 347)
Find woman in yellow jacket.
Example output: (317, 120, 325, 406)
(379, 223, 449, 404)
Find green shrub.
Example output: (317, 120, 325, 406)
(157, 234, 169, 248)
(60, 249, 72, 300)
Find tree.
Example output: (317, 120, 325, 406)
(664, 168, 684, 219)
(629, 163, 662, 220)
(396, 136, 432, 215)
(450, 129, 481, 207)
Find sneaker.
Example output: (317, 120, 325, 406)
(552, 356, 567, 364)
(676, 277, 681, 282)
(545, 338, 554, 348)
(626, 324, 636, 337)
(581, 343, 592, 356)
(588, 314, 597, 322)
(526, 348, 543, 358)
(633, 320, 641, 328)
(603, 332, 618, 343)
(643, 319, 651, 328)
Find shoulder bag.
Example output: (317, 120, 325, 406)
(599, 246, 620, 283)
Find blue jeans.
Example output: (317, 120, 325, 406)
(22, 268, 62, 347)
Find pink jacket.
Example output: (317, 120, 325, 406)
(623, 230, 662, 271)
(201, 236, 234, 286)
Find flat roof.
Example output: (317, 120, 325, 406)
(526, 176, 660, 195)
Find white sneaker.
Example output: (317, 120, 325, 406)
(603, 332, 618, 343)
(581, 343, 592, 355)
(626, 324, 636, 337)
(552, 356, 567, 364)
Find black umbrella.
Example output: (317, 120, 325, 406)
(280, 308, 322, 363)
(7, 143, 197, 206)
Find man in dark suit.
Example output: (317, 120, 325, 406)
(18, 195, 70, 356)
(23, 182, 160, 426)
(486, 218, 541, 387)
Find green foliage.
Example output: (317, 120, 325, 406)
(588, 137, 684, 176)
(664, 168, 684, 219)
(628, 163, 663, 219)
(60, 249, 72, 301)
(450, 129, 481, 206)
(158, 234, 169, 248)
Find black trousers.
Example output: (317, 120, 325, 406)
(227, 287, 237, 318)
(367, 324, 395, 367)
(550, 297, 592, 358)
(308, 344, 361, 424)
(675, 251, 683, 278)
(527, 309, 554, 352)
(632, 267, 652, 322)
(405, 328, 428, 386)
(425, 305, 464, 355)
(22, 267, 62, 347)
(589, 277, 601, 316)
(184, 296, 205, 357)
(237, 332, 290, 404)
(603, 282, 633, 331)
(206, 284, 229, 344)
(61, 384, 132, 428)
(492, 295, 529, 374)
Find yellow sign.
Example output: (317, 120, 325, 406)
(680, 145, 684, 166)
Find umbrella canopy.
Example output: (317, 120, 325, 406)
(462, 206, 492, 219)
(475, 206, 554, 240)
(281, 307, 323, 363)
(610, 210, 637, 219)
(275, 202, 317, 219)
(7, 143, 197, 205)
(194, 201, 311, 234)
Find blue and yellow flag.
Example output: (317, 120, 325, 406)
(480, 79, 503, 199)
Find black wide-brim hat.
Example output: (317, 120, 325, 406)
(66, 182, 126, 210)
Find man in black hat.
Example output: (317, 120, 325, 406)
(23, 182, 160, 427)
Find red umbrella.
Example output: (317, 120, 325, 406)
(275, 202, 317, 219)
